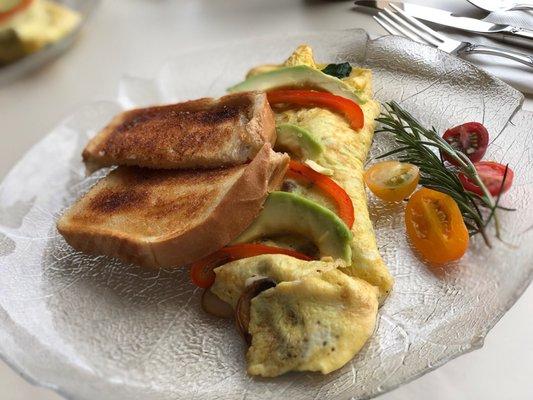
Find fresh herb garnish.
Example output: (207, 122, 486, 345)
(376, 101, 510, 247)
(322, 63, 352, 79)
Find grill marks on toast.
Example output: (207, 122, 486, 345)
(89, 188, 149, 214)
(69, 166, 243, 238)
(82, 92, 276, 170)
(59, 91, 286, 268)
(57, 145, 290, 268)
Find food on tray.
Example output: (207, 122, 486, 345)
(58, 143, 289, 268)
(405, 188, 470, 265)
(83, 92, 276, 172)
(212, 256, 378, 376)
(191, 244, 312, 289)
(57, 44, 392, 377)
(57, 42, 515, 379)
(374, 102, 514, 264)
(233, 191, 353, 262)
(0, 0, 80, 66)
(364, 161, 420, 202)
(208, 45, 394, 376)
(441, 122, 489, 164)
(58, 46, 393, 376)
(458, 161, 514, 197)
(244, 269, 378, 377)
(211, 254, 339, 307)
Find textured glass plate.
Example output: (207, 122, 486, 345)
(0, 0, 99, 86)
(0, 29, 532, 400)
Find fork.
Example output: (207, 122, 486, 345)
(373, 3, 533, 68)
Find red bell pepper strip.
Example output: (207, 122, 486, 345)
(286, 160, 355, 229)
(0, 0, 33, 23)
(267, 89, 364, 130)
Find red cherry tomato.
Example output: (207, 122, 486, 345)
(442, 122, 489, 164)
(459, 161, 514, 196)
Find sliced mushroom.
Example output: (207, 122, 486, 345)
(201, 289, 234, 319)
(235, 278, 276, 345)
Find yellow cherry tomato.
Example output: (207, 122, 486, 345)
(405, 188, 469, 265)
(364, 161, 420, 201)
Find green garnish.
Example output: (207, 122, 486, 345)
(376, 101, 511, 247)
(321, 63, 352, 79)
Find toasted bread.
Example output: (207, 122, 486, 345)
(58, 144, 289, 268)
(82, 91, 276, 171)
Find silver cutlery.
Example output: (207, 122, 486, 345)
(467, 0, 533, 12)
(354, 1, 533, 48)
(373, 4, 533, 68)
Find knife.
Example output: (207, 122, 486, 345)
(354, 1, 533, 49)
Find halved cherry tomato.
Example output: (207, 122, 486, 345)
(459, 161, 513, 197)
(441, 122, 489, 165)
(0, 0, 33, 23)
(364, 161, 420, 202)
(286, 160, 355, 228)
(267, 89, 364, 130)
(405, 188, 469, 265)
(190, 244, 311, 288)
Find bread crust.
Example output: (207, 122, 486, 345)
(82, 92, 276, 171)
(57, 144, 289, 268)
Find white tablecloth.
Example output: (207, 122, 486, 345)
(0, 1, 531, 399)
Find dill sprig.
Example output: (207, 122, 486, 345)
(375, 101, 508, 247)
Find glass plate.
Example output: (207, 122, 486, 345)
(0, 29, 531, 400)
(0, 0, 99, 86)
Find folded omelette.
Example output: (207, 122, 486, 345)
(211, 45, 394, 377)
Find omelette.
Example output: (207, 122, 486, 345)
(211, 45, 394, 377)
(247, 268, 378, 377)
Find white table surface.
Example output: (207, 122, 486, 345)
(0, 0, 532, 399)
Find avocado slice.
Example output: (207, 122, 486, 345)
(274, 123, 324, 160)
(228, 65, 366, 105)
(233, 191, 352, 263)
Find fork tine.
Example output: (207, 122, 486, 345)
(389, 3, 448, 43)
(376, 12, 426, 44)
(372, 15, 401, 36)
(383, 8, 441, 47)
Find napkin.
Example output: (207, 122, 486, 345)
(446, 10, 533, 95)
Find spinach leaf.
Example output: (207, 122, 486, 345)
(321, 63, 352, 79)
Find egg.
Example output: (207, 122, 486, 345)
(213, 45, 393, 377)
(247, 268, 379, 377)
(274, 45, 394, 303)
(211, 254, 342, 308)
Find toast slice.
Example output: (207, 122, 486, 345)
(82, 91, 276, 171)
(58, 144, 289, 268)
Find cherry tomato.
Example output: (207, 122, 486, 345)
(267, 89, 364, 130)
(441, 122, 489, 164)
(190, 244, 311, 288)
(459, 161, 513, 197)
(286, 160, 355, 228)
(363, 161, 420, 202)
(405, 188, 469, 265)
